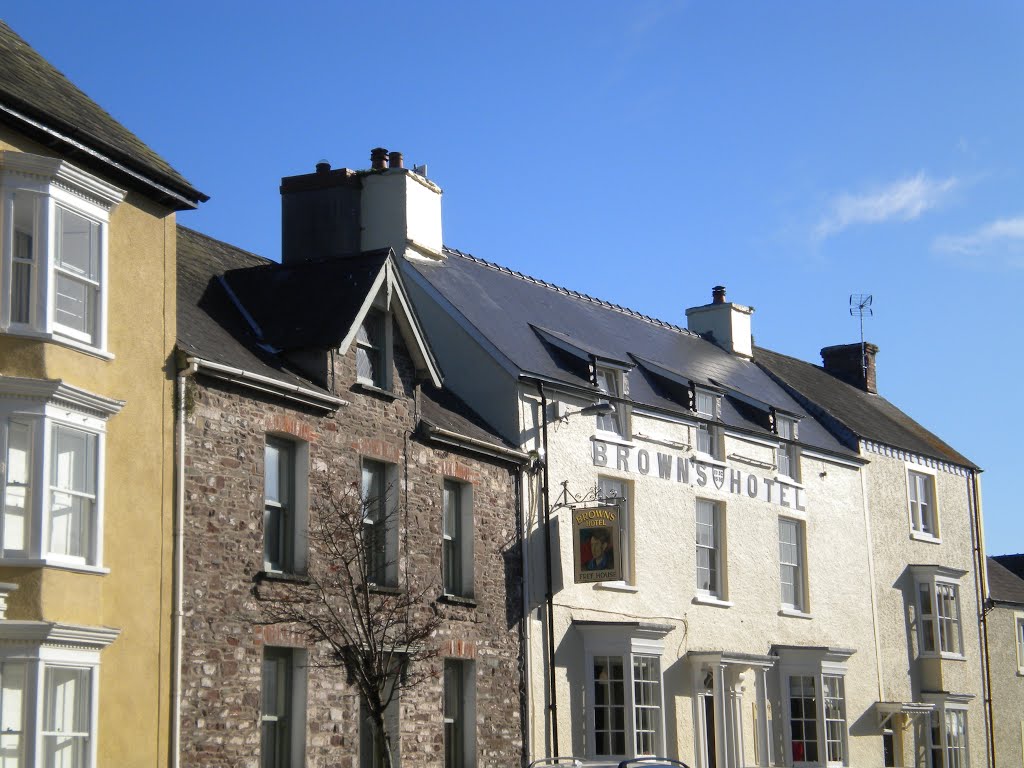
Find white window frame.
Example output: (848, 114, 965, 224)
(263, 436, 309, 575)
(693, 388, 723, 461)
(0, 620, 118, 768)
(594, 365, 629, 439)
(0, 378, 122, 572)
(356, 307, 393, 391)
(442, 480, 473, 598)
(777, 649, 851, 768)
(922, 695, 971, 768)
(578, 624, 669, 761)
(443, 658, 476, 768)
(361, 459, 399, 587)
(912, 566, 966, 659)
(0, 152, 125, 356)
(1015, 611, 1024, 676)
(597, 476, 632, 587)
(261, 646, 308, 768)
(695, 498, 726, 601)
(907, 466, 940, 541)
(776, 414, 801, 482)
(779, 517, 808, 615)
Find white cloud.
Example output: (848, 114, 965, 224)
(815, 173, 958, 240)
(933, 215, 1024, 266)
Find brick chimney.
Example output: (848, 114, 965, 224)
(685, 285, 754, 358)
(821, 342, 878, 394)
(279, 148, 443, 265)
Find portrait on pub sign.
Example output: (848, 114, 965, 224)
(572, 504, 623, 583)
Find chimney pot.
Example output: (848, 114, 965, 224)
(821, 343, 879, 394)
(388, 151, 404, 169)
(315, 160, 331, 174)
(712, 285, 727, 304)
(370, 147, 389, 170)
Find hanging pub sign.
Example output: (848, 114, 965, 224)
(572, 503, 624, 584)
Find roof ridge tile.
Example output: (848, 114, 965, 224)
(442, 246, 699, 337)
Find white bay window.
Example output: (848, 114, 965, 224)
(0, 378, 122, 570)
(0, 603, 118, 768)
(578, 622, 669, 761)
(0, 152, 124, 354)
(913, 566, 966, 659)
(776, 647, 852, 768)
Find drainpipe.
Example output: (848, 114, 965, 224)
(538, 382, 559, 756)
(172, 359, 197, 768)
(968, 470, 995, 768)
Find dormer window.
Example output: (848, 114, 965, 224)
(693, 389, 722, 460)
(776, 414, 800, 481)
(595, 366, 628, 438)
(356, 308, 391, 390)
(1, 152, 125, 354)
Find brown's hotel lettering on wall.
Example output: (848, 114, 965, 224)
(592, 439, 807, 511)
(572, 504, 624, 583)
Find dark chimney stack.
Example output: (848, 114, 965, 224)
(370, 147, 389, 170)
(821, 343, 879, 394)
(712, 285, 727, 305)
(315, 159, 331, 174)
(388, 151, 404, 169)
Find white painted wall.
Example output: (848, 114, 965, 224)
(521, 389, 891, 766)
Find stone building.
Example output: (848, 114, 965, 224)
(985, 555, 1024, 767)
(268, 149, 992, 767)
(175, 224, 526, 767)
(0, 21, 205, 767)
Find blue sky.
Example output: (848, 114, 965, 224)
(7, 2, 1023, 549)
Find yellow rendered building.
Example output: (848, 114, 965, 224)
(0, 21, 205, 766)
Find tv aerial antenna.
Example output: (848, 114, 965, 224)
(849, 293, 873, 380)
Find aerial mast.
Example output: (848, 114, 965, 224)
(849, 294, 874, 381)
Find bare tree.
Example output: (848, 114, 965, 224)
(256, 475, 441, 768)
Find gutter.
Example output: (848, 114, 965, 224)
(419, 422, 528, 464)
(520, 371, 864, 466)
(185, 356, 346, 411)
(0, 101, 206, 209)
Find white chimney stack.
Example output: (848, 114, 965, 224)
(360, 147, 443, 261)
(686, 285, 754, 358)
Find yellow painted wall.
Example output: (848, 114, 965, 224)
(0, 126, 177, 767)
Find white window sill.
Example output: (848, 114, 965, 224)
(910, 531, 942, 545)
(775, 476, 804, 489)
(693, 453, 727, 468)
(779, 607, 813, 620)
(591, 433, 634, 448)
(1, 328, 112, 360)
(0, 557, 109, 575)
(693, 594, 733, 608)
(919, 652, 966, 662)
(594, 581, 638, 593)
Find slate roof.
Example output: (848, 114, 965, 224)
(176, 226, 334, 394)
(419, 385, 521, 454)
(988, 556, 1024, 606)
(404, 249, 853, 458)
(755, 346, 976, 469)
(222, 251, 391, 351)
(0, 21, 205, 209)
(177, 226, 511, 452)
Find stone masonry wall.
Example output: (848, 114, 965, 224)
(180, 335, 523, 768)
